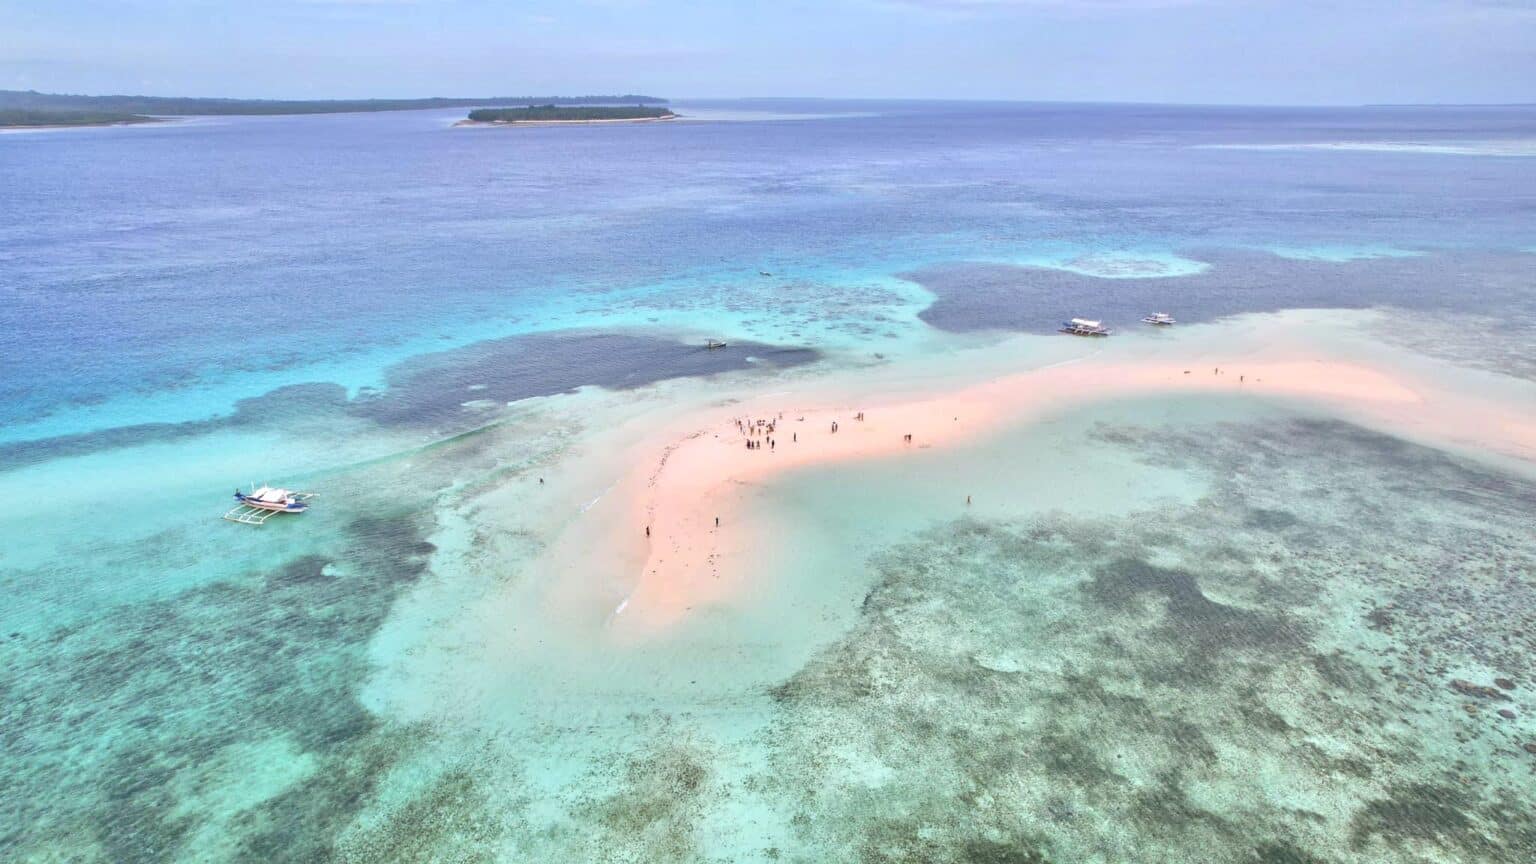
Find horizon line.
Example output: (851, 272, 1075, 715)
(8, 87, 1535, 111)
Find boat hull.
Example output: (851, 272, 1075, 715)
(234, 494, 307, 512)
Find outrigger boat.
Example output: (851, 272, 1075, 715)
(705, 339, 728, 349)
(1059, 317, 1112, 337)
(1141, 312, 1177, 326)
(224, 485, 315, 525)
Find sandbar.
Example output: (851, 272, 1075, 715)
(540, 332, 1536, 640)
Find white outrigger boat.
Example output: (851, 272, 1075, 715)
(1059, 317, 1112, 337)
(223, 485, 315, 525)
(1141, 312, 1177, 326)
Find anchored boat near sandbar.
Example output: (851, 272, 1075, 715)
(223, 485, 316, 525)
(1142, 312, 1177, 326)
(1059, 317, 1112, 336)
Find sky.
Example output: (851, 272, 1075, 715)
(1, 0, 1533, 105)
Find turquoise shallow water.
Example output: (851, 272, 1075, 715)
(763, 410, 1536, 862)
(2, 102, 1536, 862)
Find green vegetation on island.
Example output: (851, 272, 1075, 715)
(0, 108, 160, 128)
(465, 105, 677, 123)
(0, 89, 667, 119)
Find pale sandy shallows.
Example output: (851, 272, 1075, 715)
(535, 338, 1536, 638)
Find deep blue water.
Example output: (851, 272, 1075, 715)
(5, 99, 1536, 864)
(4, 100, 1535, 444)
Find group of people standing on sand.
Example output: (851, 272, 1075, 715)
(738, 415, 778, 451)
(736, 407, 909, 449)
(735, 408, 911, 444)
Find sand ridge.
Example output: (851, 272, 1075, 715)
(583, 351, 1534, 636)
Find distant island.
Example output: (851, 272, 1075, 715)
(458, 105, 678, 126)
(0, 108, 160, 128)
(0, 89, 668, 125)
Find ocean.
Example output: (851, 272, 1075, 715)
(2, 100, 1534, 862)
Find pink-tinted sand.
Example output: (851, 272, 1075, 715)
(542, 351, 1536, 639)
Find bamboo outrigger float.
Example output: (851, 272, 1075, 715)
(223, 485, 316, 525)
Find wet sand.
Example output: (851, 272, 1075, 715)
(541, 330, 1536, 638)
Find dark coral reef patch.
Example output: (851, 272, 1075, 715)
(757, 418, 1536, 862)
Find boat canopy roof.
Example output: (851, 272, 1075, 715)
(1070, 318, 1102, 328)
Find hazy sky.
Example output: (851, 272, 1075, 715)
(2, 0, 1533, 105)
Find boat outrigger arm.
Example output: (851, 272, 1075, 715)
(223, 485, 317, 525)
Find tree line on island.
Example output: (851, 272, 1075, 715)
(0, 108, 160, 128)
(465, 105, 676, 123)
(0, 89, 668, 127)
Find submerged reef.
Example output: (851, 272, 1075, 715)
(0, 514, 444, 861)
(0, 331, 816, 471)
(0, 495, 541, 863)
(761, 419, 1536, 863)
(4, 411, 1534, 862)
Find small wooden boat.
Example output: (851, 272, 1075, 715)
(1059, 318, 1112, 337)
(705, 339, 728, 349)
(224, 485, 315, 525)
(1141, 312, 1177, 326)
